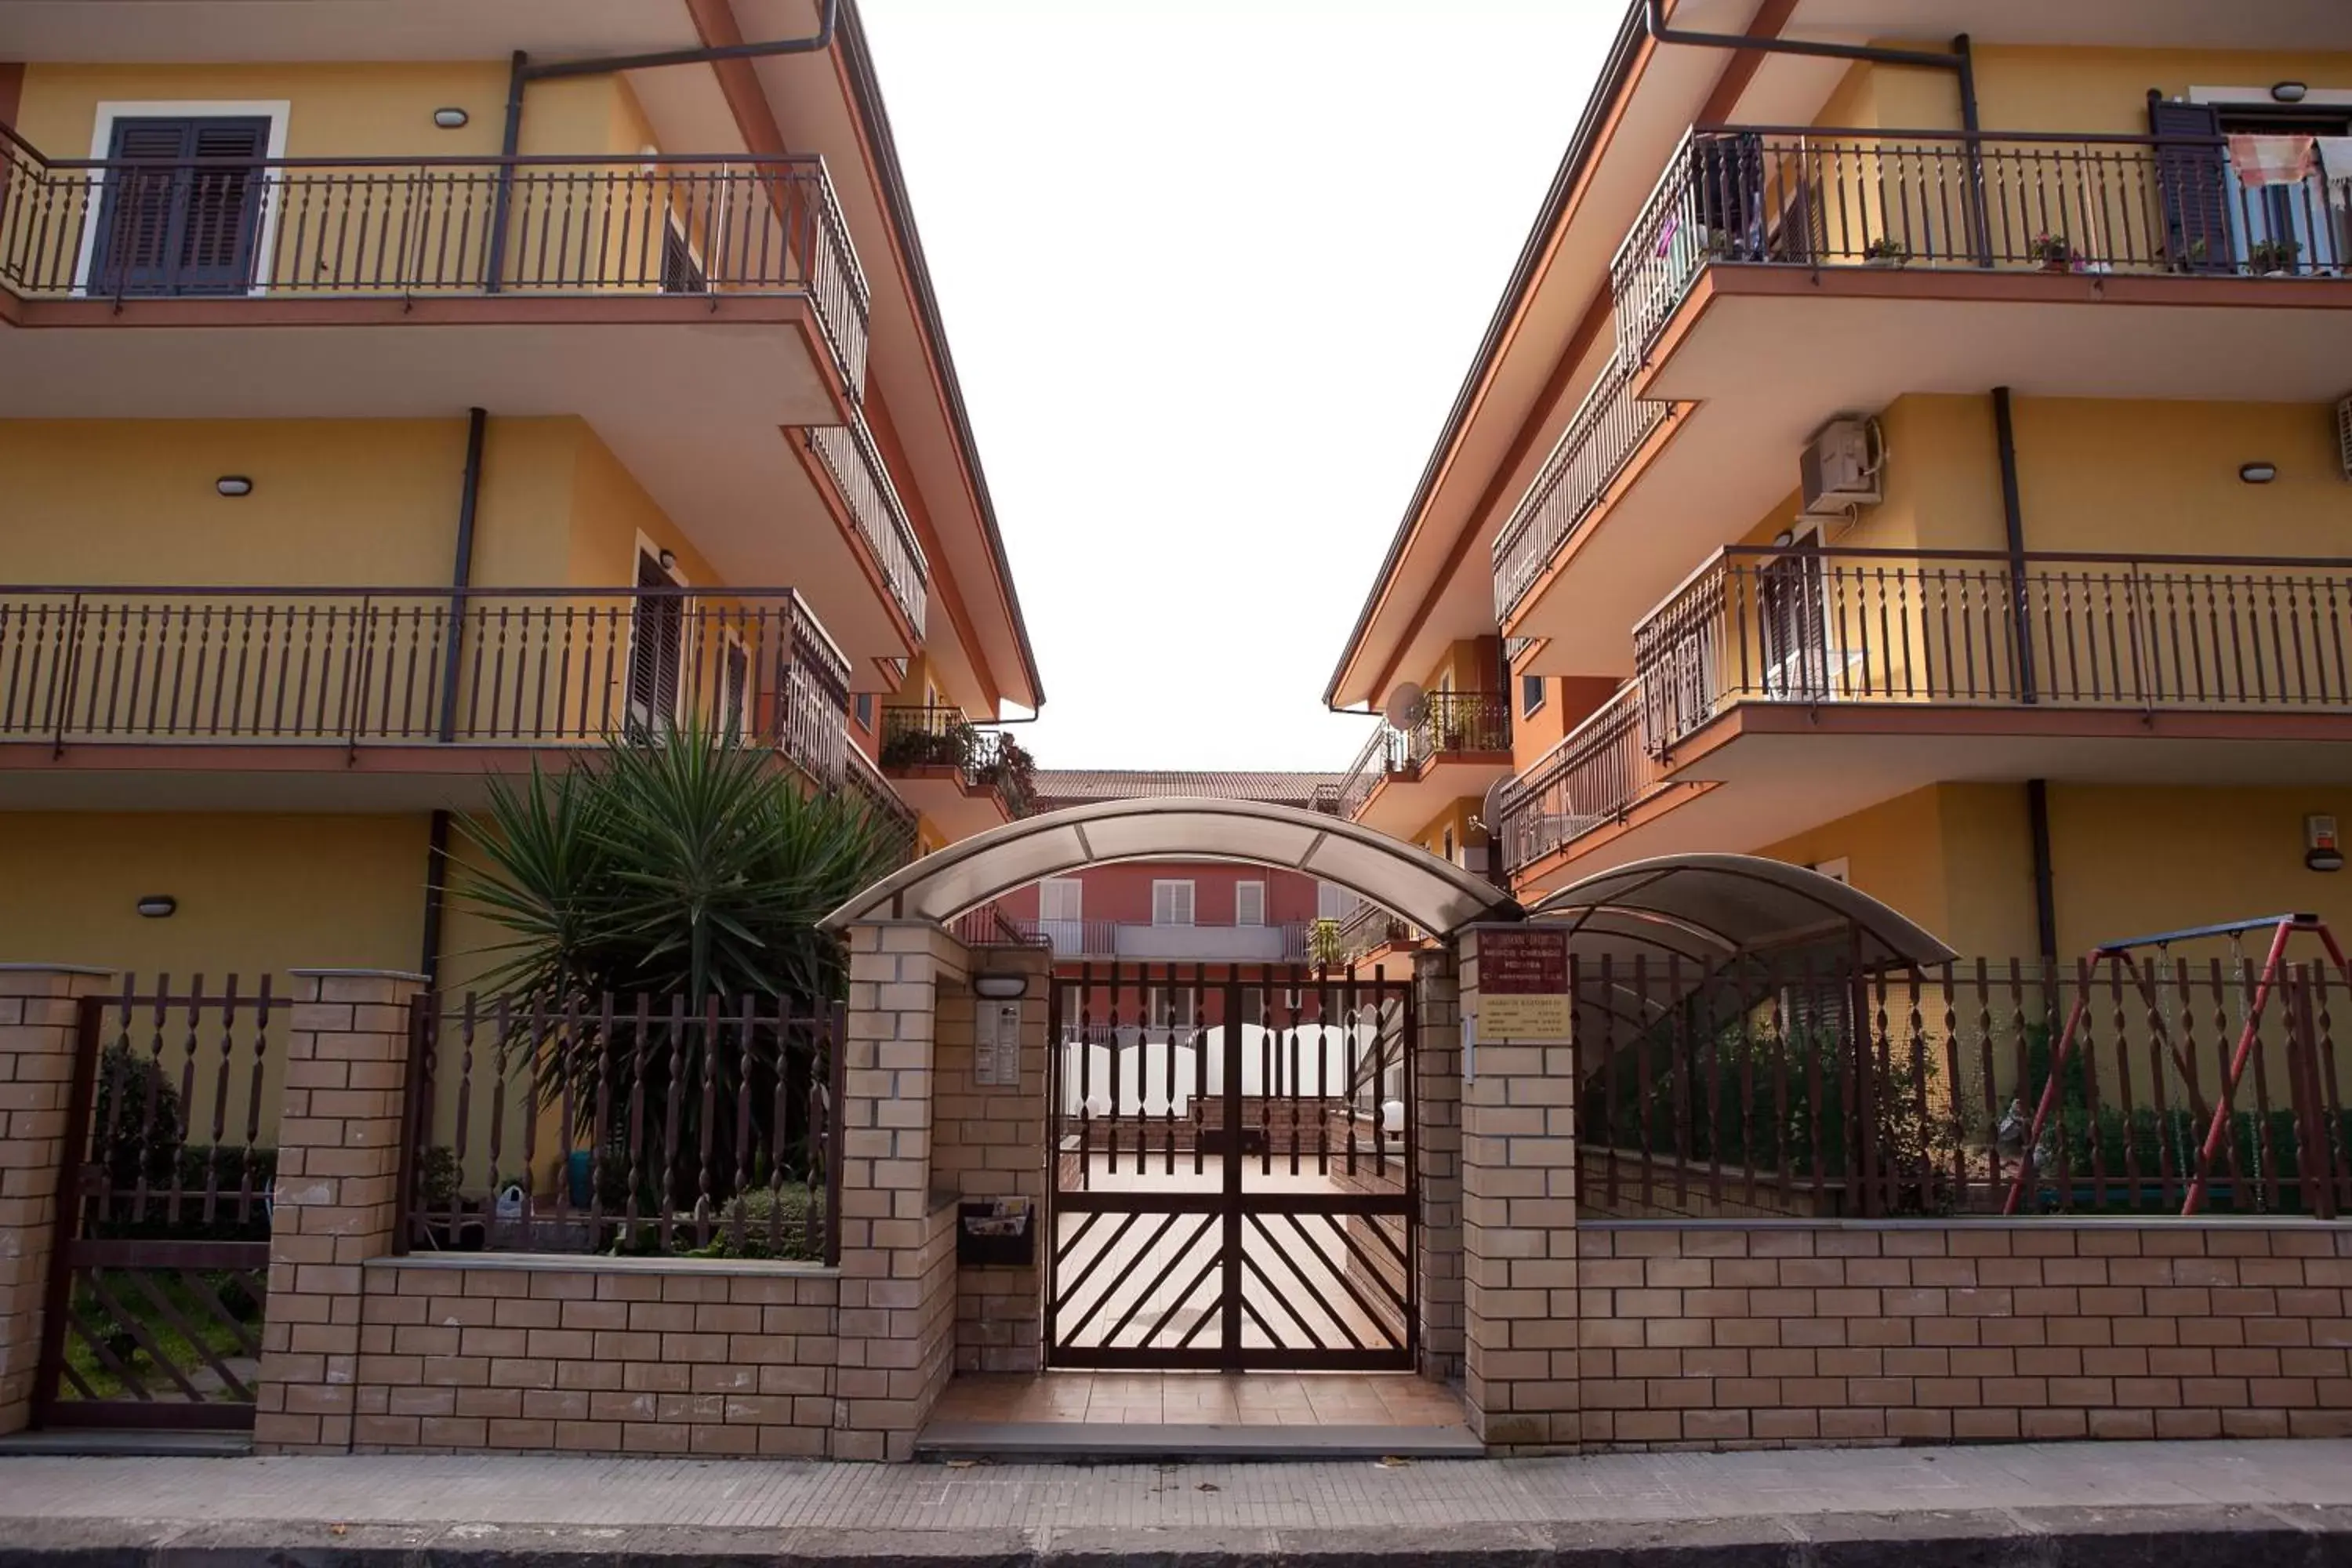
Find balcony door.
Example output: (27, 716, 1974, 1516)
(627, 550, 686, 735)
(1759, 528, 1836, 702)
(92, 116, 270, 296)
(1039, 877, 1085, 956)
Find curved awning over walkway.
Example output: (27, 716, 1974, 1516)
(1523, 853, 1955, 1031)
(821, 796, 1522, 935)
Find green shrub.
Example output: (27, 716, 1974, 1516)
(688, 1184, 823, 1261)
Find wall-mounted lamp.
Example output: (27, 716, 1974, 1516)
(972, 972, 1027, 1000)
(216, 476, 253, 497)
(2273, 82, 2310, 104)
(135, 895, 178, 919)
(1771, 529, 1796, 548)
(2308, 815, 2343, 873)
(433, 107, 471, 129)
(657, 548, 678, 572)
(2240, 463, 2278, 485)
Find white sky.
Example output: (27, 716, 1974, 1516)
(858, 0, 1620, 770)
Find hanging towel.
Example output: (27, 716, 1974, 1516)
(2228, 133, 2317, 187)
(2318, 136, 2352, 182)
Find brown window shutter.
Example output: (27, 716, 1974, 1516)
(2149, 96, 2231, 273)
(96, 116, 268, 294)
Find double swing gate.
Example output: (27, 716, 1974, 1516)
(1046, 962, 1417, 1370)
(34, 982, 281, 1431)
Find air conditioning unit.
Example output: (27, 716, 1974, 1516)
(1799, 415, 1883, 517)
(2336, 394, 2352, 481)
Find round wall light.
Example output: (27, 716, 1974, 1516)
(2273, 82, 2310, 103)
(433, 107, 471, 129)
(657, 548, 678, 572)
(2307, 815, 2343, 873)
(135, 895, 178, 919)
(2239, 463, 2278, 485)
(216, 475, 253, 497)
(972, 972, 1028, 1000)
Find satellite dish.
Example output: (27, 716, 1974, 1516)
(1382, 681, 1428, 731)
(1475, 776, 1513, 836)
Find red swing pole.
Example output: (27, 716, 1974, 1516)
(1999, 962, 2101, 1216)
(2180, 916, 2297, 1216)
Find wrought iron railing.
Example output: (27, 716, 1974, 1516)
(0, 585, 851, 777)
(839, 742, 919, 866)
(1636, 546, 2352, 753)
(804, 413, 928, 637)
(0, 129, 869, 397)
(401, 991, 847, 1261)
(1613, 125, 2351, 362)
(1490, 356, 1671, 619)
(1495, 683, 1662, 875)
(878, 701, 1036, 817)
(1319, 694, 1509, 822)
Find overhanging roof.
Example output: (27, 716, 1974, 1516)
(1526, 852, 1955, 970)
(822, 797, 1523, 934)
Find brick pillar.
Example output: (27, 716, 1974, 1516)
(1413, 946, 1464, 1381)
(933, 943, 1049, 1374)
(835, 922, 961, 1461)
(252, 968, 425, 1455)
(1456, 928, 1578, 1451)
(0, 965, 114, 1436)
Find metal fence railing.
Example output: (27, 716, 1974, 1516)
(1573, 953, 2351, 1221)
(878, 701, 1036, 816)
(804, 413, 929, 638)
(1490, 355, 1671, 620)
(0, 129, 869, 398)
(1613, 125, 2351, 362)
(0, 585, 852, 779)
(401, 992, 848, 1263)
(1496, 683, 1661, 876)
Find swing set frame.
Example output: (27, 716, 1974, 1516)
(1999, 913, 2348, 1217)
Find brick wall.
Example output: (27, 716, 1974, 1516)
(932, 943, 1048, 1374)
(350, 1257, 840, 1456)
(1578, 1220, 2352, 1450)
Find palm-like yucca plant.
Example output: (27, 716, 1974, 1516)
(452, 723, 905, 1212)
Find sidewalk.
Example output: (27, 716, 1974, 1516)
(0, 1440, 2348, 1565)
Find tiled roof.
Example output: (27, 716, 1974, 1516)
(1029, 771, 1343, 809)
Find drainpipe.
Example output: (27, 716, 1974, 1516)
(486, 0, 841, 289)
(2027, 779, 2059, 966)
(1992, 387, 2034, 703)
(421, 407, 488, 984)
(1640, 2, 1991, 264)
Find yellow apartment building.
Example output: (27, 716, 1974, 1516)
(1329, 0, 2352, 966)
(0, 0, 1044, 990)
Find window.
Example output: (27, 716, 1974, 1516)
(1151, 880, 1195, 927)
(627, 549, 685, 731)
(1040, 877, 1083, 949)
(93, 114, 272, 296)
(660, 221, 707, 293)
(1316, 881, 1351, 921)
(1442, 826, 1456, 862)
(853, 692, 875, 730)
(1809, 857, 1850, 884)
(1521, 673, 1546, 718)
(1234, 880, 1266, 927)
(1146, 985, 1194, 1028)
(720, 634, 751, 739)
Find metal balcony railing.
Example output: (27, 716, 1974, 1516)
(1490, 355, 1670, 620)
(878, 701, 1036, 817)
(840, 742, 919, 866)
(0, 584, 851, 779)
(1317, 693, 1509, 822)
(0, 129, 870, 397)
(1636, 546, 2352, 753)
(1613, 124, 2351, 362)
(1495, 683, 1661, 876)
(804, 414, 928, 637)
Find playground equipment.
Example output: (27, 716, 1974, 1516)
(2000, 913, 2349, 1216)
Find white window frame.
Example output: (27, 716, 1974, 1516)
(1039, 877, 1083, 922)
(1810, 857, 1851, 884)
(1520, 673, 1546, 718)
(1151, 879, 1196, 927)
(1316, 881, 1351, 921)
(1233, 880, 1266, 927)
(77, 100, 292, 297)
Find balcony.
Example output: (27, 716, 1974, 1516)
(1499, 546, 2352, 888)
(878, 702, 1035, 837)
(801, 414, 929, 640)
(0, 584, 852, 810)
(1315, 691, 1512, 836)
(1490, 354, 1673, 625)
(0, 130, 868, 404)
(841, 742, 920, 870)
(965, 914, 1314, 964)
(1613, 125, 2352, 400)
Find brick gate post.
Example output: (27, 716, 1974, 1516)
(1413, 946, 1465, 1381)
(0, 965, 115, 1436)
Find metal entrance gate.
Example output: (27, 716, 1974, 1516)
(34, 982, 280, 1431)
(1046, 962, 1415, 1370)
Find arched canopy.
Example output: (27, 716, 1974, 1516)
(1523, 854, 1955, 1033)
(1526, 853, 1955, 970)
(822, 797, 1522, 935)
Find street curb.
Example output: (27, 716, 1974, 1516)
(0, 1504, 2349, 1567)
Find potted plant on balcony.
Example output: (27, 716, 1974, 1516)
(974, 734, 1038, 817)
(880, 717, 975, 771)
(2163, 235, 2211, 274)
(1308, 918, 1345, 970)
(1861, 235, 1910, 268)
(2028, 231, 2073, 274)
(2248, 236, 2302, 276)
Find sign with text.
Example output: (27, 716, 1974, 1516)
(1479, 927, 1570, 1040)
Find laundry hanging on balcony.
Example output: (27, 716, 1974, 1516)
(2227, 132, 2316, 187)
